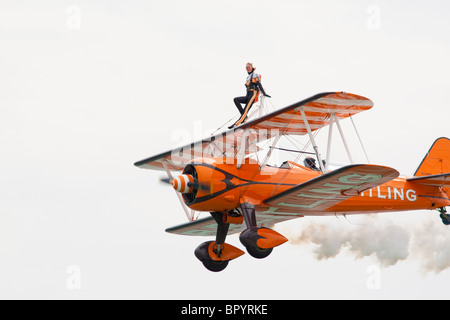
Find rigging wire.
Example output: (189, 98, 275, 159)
(267, 129, 322, 199)
(210, 95, 273, 136)
(210, 114, 237, 136)
(237, 105, 297, 200)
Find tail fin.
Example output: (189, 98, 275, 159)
(414, 137, 450, 176)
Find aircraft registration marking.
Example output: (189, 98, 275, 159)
(263, 165, 401, 214)
(275, 172, 384, 209)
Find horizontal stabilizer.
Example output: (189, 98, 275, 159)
(407, 173, 450, 187)
(264, 164, 399, 213)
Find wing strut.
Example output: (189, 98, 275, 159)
(350, 116, 371, 163)
(325, 113, 334, 172)
(300, 107, 326, 173)
(333, 113, 354, 164)
(260, 134, 282, 171)
(325, 113, 371, 168)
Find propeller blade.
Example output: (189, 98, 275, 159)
(194, 179, 213, 195)
(159, 177, 171, 185)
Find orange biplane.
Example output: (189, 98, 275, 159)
(134, 92, 450, 272)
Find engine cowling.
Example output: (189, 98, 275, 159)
(171, 160, 241, 212)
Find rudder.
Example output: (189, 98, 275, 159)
(414, 137, 450, 176)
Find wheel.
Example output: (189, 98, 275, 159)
(200, 259, 229, 272)
(440, 213, 450, 225)
(194, 241, 243, 272)
(239, 227, 287, 259)
(245, 245, 273, 259)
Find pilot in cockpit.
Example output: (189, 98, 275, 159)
(304, 157, 320, 171)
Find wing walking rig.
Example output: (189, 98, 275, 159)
(134, 92, 450, 272)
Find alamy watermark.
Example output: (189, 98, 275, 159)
(67, 5, 82, 30)
(168, 122, 281, 170)
(366, 5, 381, 30)
(66, 265, 82, 290)
(366, 264, 381, 290)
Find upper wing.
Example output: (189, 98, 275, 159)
(133, 128, 264, 171)
(134, 92, 373, 171)
(407, 173, 450, 187)
(239, 91, 373, 135)
(262, 164, 399, 213)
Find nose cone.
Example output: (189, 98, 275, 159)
(172, 174, 194, 193)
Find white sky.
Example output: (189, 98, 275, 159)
(1, 0, 450, 299)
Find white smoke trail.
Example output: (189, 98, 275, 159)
(278, 213, 450, 273)
(409, 218, 450, 274)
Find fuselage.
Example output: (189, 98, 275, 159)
(183, 157, 450, 214)
(330, 176, 449, 214)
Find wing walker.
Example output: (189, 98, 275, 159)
(134, 92, 450, 272)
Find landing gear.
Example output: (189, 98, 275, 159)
(239, 203, 288, 259)
(245, 244, 273, 259)
(194, 212, 244, 272)
(194, 241, 234, 272)
(194, 204, 288, 272)
(438, 207, 450, 225)
(202, 260, 228, 272)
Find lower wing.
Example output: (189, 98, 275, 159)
(165, 164, 399, 236)
(262, 164, 399, 214)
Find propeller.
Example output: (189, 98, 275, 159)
(159, 177, 171, 185)
(159, 174, 212, 194)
